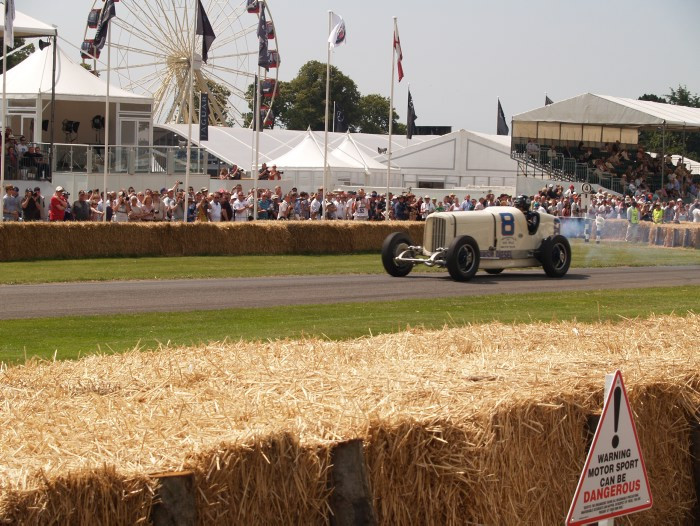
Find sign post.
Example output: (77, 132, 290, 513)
(566, 370, 652, 525)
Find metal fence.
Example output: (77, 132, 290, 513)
(5, 143, 208, 181)
(512, 147, 628, 195)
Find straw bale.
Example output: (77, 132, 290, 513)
(0, 468, 153, 525)
(0, 315, 699, 523)
(1, 221, 698, 261)
(187, 434, 331, 525)
(0, 222, 425, 261)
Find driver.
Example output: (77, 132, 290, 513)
(514, 194, 539, 234)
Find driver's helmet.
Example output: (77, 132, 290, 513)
(513, 194, 531, 212)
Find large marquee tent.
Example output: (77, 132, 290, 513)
(512, 93, 700, 145)
(0, 5, 56, 38)
(0, 44, 152, 145)
(156, 124, 517, 191)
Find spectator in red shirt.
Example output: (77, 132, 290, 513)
(49, 186, 68, 221)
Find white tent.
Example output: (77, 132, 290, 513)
(2, 44, 150, 104)
(270, 130, 363, 170)
(0, 4, 57, 38)
(379, 129, 517, 189)
(513, 93, 700, 141)
(154, 123, 435, 169)
(262, 130, 368, 189)
(0, 44, 152, 144)
(331, 133, 398, 174)
(154, 125, 516, 191)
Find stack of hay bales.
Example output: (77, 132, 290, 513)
(0, 315, 698, 524)
(0, 220, 696, 261)
(0, 222, 425, 261)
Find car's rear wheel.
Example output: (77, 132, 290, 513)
(446, 236, 480, 281)
(540, 235, 571, 277)
(485, 269, 503, 275)
(381, 232, 414, 277)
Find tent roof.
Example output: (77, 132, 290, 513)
(0, 5, 57, 37)
(0, 44, 152, 104)
(332, 134, 398, 172)
(269, 131, 364, 170)
(156, 124, 436, 168)
(513, 93, 700, 130)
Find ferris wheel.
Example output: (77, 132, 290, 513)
(81, 0, 280, 128)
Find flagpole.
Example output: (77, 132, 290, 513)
(102, 23, 111, 222)
(332, 101, 336, 133)
(322, 10, 332, 222)
(386, 16, 398, 220)
(253, 67, 261, 220)
(1, 10, 8, 221)
(184, 2, 198, 223)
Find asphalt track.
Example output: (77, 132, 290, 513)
(0, 265, 698, 320)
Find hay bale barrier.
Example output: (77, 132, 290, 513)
(0, 315, 699, 524)
(0, 222, 425, 261)
(0, 220, 697, 261)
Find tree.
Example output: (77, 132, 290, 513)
(0, 38, 35, 73)
(356, 94, 405, 135)
(638, 85, 700, 161)
(244, 61, 409, 133)
(274, 60, 361, 131)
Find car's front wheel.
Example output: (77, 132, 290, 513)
(540, 235, 571, 277)
(446, 236, 480, 281)
(381, 232, 414, 277)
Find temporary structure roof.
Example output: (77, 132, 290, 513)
(0, 5, 57, 38)
(331, 133, 398, 173)
(513, 93, 700, 131)
(269, 130, 363, 170)
(0, 44, 151, 104)
(155, 124, 434, 168)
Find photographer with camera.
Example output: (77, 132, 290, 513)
(21, 188, 41, 222)
(230, 164, 243, 180)
(269, 165, 283, 180)
(163, 181, 184, 221)
(112, 191, 131, 223)
(258, 162, 270, 180)
(48, 186, 68, 222)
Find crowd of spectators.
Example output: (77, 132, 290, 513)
(216, 162, 284, 181)
(3, 181, 699, 225)
(525, 139, 699, 200)
(526, 182, 700, 224)
(2, 129, 51, 180)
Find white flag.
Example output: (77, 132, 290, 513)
(4, 0, 15, 48)
(328, 13, 346, 49)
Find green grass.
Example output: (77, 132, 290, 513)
(1, 286, 696, 364)
(0, 241, 698, 285)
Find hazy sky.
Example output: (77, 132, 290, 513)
(17, 0, 700, 134)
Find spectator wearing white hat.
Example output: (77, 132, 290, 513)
(48, 186, 68, 222)
(421, 195, 435, 219)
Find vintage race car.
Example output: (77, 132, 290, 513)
(381, 206, 571, 281)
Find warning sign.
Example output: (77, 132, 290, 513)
(566, 370, 652, 525)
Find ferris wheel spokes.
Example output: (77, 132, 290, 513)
(83, 0, 280, 127)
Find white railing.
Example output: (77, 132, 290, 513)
(6, 143, 209, 180)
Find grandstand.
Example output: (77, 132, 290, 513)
(510, 94, 700, 199)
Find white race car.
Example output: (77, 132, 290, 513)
(382, 203, 571, 282)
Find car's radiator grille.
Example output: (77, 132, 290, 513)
(428, 217, 447, 252)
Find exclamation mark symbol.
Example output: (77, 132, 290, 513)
(611, 386, 621, 449)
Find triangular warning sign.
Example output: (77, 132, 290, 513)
(566, 370, 652, 525)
